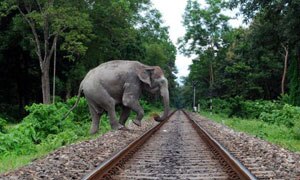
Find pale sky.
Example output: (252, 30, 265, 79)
(151, 0, 243, 83)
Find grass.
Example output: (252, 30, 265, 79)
(200, 111, 300, 152)
(0, 112, 156, 174)
(0, 128, 101, 174)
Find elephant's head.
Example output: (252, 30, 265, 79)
(137, 66, 170, 122)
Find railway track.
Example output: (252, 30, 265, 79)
(83, 110, 256, 180)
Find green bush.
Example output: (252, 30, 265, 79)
(23, 103, 75, 142)
(242, 100, 282, 119)
(0, 123, 37, 156)
(0, 97, 94, 157)
(293, 121, 300, 140)
(0, 97, 159, 159)
(259, 104, 300, 128)
(198, 99, 209, 111)
(227, 96, 245, 117)
(211, 98, 231, 114)
(140, 98, 163, 113)
(0, 117, 7, 133)
(209, 97, 283, 119)
(0, 97, 164, 174)
(202, 98, 300, 149)
(201, 97, 244, 116)
(65, 97, 90, 123)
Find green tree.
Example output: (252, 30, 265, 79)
(138, 7, 177, 104)
(0, 0, 178, 121)
(13, 0, 93, 104)
(179, 0, 230, 106)
(228, 0, 300, 104)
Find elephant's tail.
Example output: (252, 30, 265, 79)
(62, 82, 83, 120)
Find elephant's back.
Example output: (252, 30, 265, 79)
(81, 60, 141, 101)
(89, 60, 142, 83)
(97, 60, 141, 70)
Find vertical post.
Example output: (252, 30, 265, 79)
(52, 40, 57, 104)
(210, 98, 212, 115)
(209, 36, 215, 115)
(193, 84, 196, 111)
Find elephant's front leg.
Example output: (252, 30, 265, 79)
(119, 106, 131, 126)
(107, 105, 125, 130)
(122, 84, 144, 126)
(129, 101, 144, 126)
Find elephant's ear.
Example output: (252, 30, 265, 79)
(137, 67, 154, 87)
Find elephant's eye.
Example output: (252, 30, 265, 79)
(159, 78, 167, 85)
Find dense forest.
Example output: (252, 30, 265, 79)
(0, 0, 177, 122)
(179, 0, 300, 106)
(2, 0, 299, 120)
(0, 1, 178, 171)
(176, 0, 300, 152)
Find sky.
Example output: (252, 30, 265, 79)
(151, 0, 243, 83)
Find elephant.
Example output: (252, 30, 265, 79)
(65, 60, 170, 134)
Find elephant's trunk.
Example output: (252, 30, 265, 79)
(154, 84, 170, 122)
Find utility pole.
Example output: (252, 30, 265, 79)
(191, 58, 200, 112)
(193, 83, 196, 111)
(192, 81, 198, 112)
(209, 35, 215, 115)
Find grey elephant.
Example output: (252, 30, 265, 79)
(65, 60, 170, 134)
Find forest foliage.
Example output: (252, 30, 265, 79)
(177, 0, 300, 148)
(179, 0, 300, 103)
(0, 1, 176, 172)
(0, 0, 177, 122)
(198, 98, 300, 140)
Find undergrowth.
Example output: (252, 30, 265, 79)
(0, 97, 158, 174)
(200, 111, 300, 152)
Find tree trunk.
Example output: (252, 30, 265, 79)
(298, 47, 300, 78)
(17, 3, 57, 104)
(52, 40, 57, 103)
(65, 80, 71, 99)
(297, 47, 300, 104)
(41, 67, 51, 104)
(281, 44, 288, 95)
(17, 53, 27, 119)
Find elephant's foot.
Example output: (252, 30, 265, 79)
(90, 128, 98, 135)
(111, 123, 125, 131)
(154, 115, 163, 122)
(119, 126, 130, 131)
(133, 119, 141, 126)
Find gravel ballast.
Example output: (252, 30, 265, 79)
(188, 112, 300, 179)
(1, 111, 300, 179)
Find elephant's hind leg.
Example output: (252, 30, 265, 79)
(87, 100, 104, 135)
(86, 86, 124, 131)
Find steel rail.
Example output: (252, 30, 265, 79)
(82, 110, 176, 180)
(182, 110, 257, 180)
(83, 110, 257, 180)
